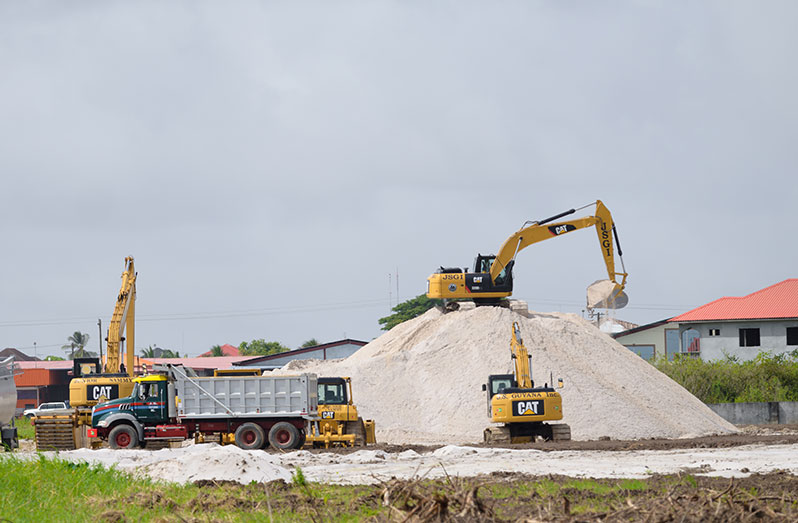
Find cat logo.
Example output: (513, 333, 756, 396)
(513, 400, 543, 416)
(321, 411, 335, 419)
(88, 384, 118, 402)
(473, 276, 483, 283)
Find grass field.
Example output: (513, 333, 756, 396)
(1, 455, 797, 522)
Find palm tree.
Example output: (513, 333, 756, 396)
(300, 339, 320, 348)
(205, 345, 224, 357)
(62, 331, 91, 359)
(141, 345, 157, 358)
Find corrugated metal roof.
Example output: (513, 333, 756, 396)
(141, 356, 251, 370)
(17, 360, 73, 370)
(670, 279, 798, 322)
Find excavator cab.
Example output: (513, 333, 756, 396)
(483, 374, 516, 416)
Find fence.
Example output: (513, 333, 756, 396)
(707, 401, 798, 425)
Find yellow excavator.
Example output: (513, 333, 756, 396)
(483, 322, 571, 444)
(304, 377, 376, 448)
(427, 200, 628, 311)
(35, 257, 137, 450)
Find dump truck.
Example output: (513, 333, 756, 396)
(1, 356, 19, 450)
(89, 364, 318, 450)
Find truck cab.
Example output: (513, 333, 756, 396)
(91, 374, 173, 448)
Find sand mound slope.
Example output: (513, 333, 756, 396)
(280, 307, 737, 444)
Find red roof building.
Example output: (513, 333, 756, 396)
(671, 279, 798, 322)
(668, 279, 798, 361)
(198, 344, 240, 357)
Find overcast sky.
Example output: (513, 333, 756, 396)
(1, 2, 796, 359)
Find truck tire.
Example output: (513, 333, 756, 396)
(235, 423, 266, 450)
(109, 425, 139, 450)
(268, 422, 300, 450)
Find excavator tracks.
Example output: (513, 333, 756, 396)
(483, 423, 571, 445)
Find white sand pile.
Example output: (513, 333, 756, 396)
(279, 306, 737, 444)
(59, 444, 293, 484)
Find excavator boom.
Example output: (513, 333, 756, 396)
(105, 257, 136, 376)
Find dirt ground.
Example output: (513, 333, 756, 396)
(295, 424, 798, 455)
(128, 472, 798, 522)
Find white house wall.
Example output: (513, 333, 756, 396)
(613, 324, 680, 359)
(681, 320, 798, 361)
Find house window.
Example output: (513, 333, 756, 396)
(708, 329, 720, 336)
(625, 345, 655, 361)
(787, 327, 798, 346)
(739, 328, 760, 347)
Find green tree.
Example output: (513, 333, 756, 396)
(141, 345, 181, 358)
(44, 355, 65, 361)
(62, 331, 94, 359)
(378, 294, 442, 331)
(300, 339, 320, 348)
(239, 339, 289, 356)
(205, 345, 224, 357)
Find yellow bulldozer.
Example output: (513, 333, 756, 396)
(427, 200, 628, 311)
(304, 377, 376, 448)
(483, 322, 571, 444)
(35, 257, 137, 450)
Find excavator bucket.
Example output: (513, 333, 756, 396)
(586, 280, 628, 309)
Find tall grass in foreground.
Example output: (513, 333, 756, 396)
(653, 350, 798, 403)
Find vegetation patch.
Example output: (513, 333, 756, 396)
(654, 350, 798, 403)
(2, 455, 798, 521)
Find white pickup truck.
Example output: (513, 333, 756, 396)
(23, 401, 68, 418)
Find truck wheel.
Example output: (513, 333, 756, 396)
(109, 425, 139, 450)
(234, 423, 266, 450)
(268, 422, 300, 450)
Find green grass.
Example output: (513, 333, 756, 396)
(0, 455, 382, 522)
(2, 457, 791, 522)
(15, 419, 35, 440)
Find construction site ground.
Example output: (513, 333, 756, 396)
(7, 427, 798, 521)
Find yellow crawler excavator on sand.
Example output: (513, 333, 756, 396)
(426, 200, 628, 311)
(483, 322, 571, 444)
(35, 257, 137, 450)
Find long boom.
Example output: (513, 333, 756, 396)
(489, 200, 627, 291)
(510, 322, 532, 389)
(105, 257, 136, 377)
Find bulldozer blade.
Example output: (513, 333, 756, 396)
(586, 280, 628, 309)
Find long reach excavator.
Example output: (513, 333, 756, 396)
(35, 257, 137, 450)
(426, 200, 628, 311)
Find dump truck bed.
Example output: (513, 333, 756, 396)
(176, 374, 318, 419)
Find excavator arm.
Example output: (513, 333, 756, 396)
(510, 322, 532, 389)
(105, 257, 136, 377)
(489, 200, 627, 308)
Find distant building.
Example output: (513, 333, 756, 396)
(0, 348, 39, 361)
(612, 319, 679, 361)
(198, 344, 240, 357)
(668, 279, 798, 362)
(234, 339, 368, 370)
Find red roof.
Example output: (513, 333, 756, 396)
(198, 344, 240, 357)
(670, 279, 798, 322)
